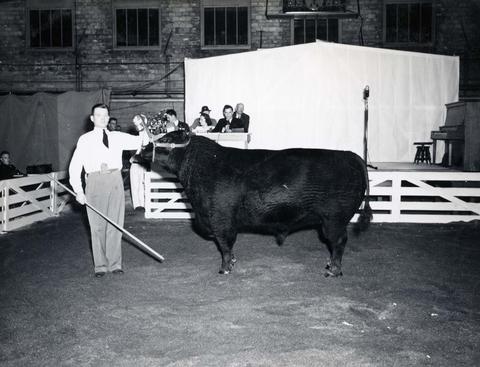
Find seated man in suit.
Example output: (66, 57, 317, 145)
(0, 151, 24, 180)
(165, 109, 190, 133)
(212, 105, 244, 133)
(234, 103, 250, 132)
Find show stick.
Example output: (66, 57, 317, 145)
(49, 175, 164, 263)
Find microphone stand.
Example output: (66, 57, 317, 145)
(363, 86, 377, 170)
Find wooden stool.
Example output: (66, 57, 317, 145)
(413, 142, 432, 164)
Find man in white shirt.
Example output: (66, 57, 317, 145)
(69, 103, 149, 278)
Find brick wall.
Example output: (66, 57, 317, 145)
(0, 0, 479, 96)
(433, 0, 480, 96)
(342, 0, 383, 47)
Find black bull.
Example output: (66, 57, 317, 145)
(140, 131, 372, 276)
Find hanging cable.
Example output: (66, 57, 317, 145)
(113, 62, 184, 95)
(357, 0, 364, 46)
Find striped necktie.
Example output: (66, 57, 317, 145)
(102, 129, 109, 148)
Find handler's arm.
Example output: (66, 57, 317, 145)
(119, 130, 150, 151)
(68, 140, 86, 204)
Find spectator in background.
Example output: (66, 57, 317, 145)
(129, 114, 150, 213)
(165, 109, 190, 133)
(107, 117, 121, 132)
(191, 106, 217, 128)
(190, 113, 214, 133)
(234, 103, 250, 132)
(0, 151, 24, 180)
(212, 104, 243, 133)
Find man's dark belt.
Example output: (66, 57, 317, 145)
(87, 168, 120, 176)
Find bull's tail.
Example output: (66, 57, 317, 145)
(353, 161, 373, 235)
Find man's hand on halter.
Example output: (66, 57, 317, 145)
(132, 114, 153, 146)
(133, 114, 146, 131)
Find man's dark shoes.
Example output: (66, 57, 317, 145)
(95, 271, 106, 278)
(112, 269, 124, 275)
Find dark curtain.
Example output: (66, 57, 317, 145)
(0, 90, 110, 172)
(0, 93, 58, 172)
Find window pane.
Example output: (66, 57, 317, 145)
(316, 18, 327, 40)
(51, 10, 62, 47)
(226, 7, 236, 44)
(30, 10, 40, 47)
(127, 9, 137, 46)
(149, 9, 159, 46)
(138, 8, 148, 46)
(204, 7, 214, 45)
(215, 7, 226, 45)
(40, 10, 51, 47)
(116, 9, 127, 46)
(28, 7, 73, 48)
(203, 5, 249, 47)
(421, 3, 432, 43)
(386, 4, 397, 42)
(294, 19, 304, 44)
(328, 19, 339, 42)
(304, 19, 315, 43)
(408, 4, 420, 42)
(62, 10, 72, 47)
(237, 7, 248, 44)
(397, 4, 408, 42)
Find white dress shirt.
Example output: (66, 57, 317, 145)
(69, 127, 147, 194)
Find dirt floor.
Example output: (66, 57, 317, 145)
(1, 203, 479, 367)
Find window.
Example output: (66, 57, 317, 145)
(202, 0, 250, 49)
(113, 0, 161, 49)
(384, 1, 433, 44)
(27, 0, 74, 48)
(293, 18, 339, 44)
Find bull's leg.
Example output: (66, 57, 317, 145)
(318, 224, 348, 277)
(214, 232, 237, 274)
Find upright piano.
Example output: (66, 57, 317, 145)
(431, 101, 480, 171)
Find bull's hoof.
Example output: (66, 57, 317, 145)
(324, 268, 343, 278)
(219, 257, 235, 274)
(325, 260, 332, 270)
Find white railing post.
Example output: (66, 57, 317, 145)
(144, 171, 152, 218)
(391, 173, 402, 222)
(50, 172, 58, 215)
(1, 184, 9, 232)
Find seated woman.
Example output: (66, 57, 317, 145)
(190, 113, 214, 134)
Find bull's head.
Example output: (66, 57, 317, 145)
(140, 130, 191, 173)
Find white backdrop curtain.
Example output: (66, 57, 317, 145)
(185, 42, 459, 162)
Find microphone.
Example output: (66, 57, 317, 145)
(363, 85, 370, 100)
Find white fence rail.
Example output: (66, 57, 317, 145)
(145, 171, 194, 219)
(365, 171, 480, 223)
(145, 170, 480, 223)
(0, 171, 71, 232)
